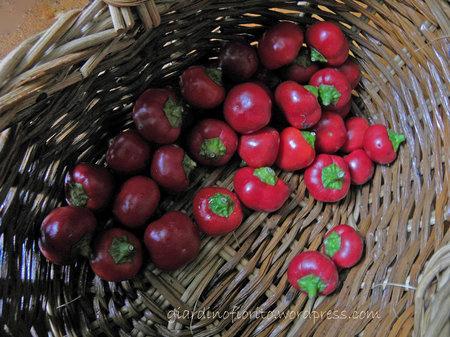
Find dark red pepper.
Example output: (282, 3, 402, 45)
(304, 154, 350, 202)
(144, 211, 201, 271)
(219, 41, 259, 82)
(193, 187, 243, 236)
(132, 88, 183, 144)
(276, 127, 316, 171)
(314, 112, 347, 154)
(321, 224, 364, 269)
(287, 251, 339, 298)
(113, 176, 160, 228)
(151, 145, 196, 192)
(90, 228, 143, 282)
(275, 81, 322, 129)
(187, 119, 238, 166)
(337, 58, 361, 89)
(342, 116, 369, 153)
(238, 127, 280, 167)
(281, 49, 321, 84)
(233, 167, 290, 212)
(65, 163, 114, 210)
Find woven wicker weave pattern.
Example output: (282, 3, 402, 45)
(0, 1, 449, 336)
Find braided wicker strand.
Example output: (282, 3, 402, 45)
(105, 0, 160, 31)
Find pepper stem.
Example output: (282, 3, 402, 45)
(301, 131, 316, 148)
(310, 48, 327, 63)
(324, 232, 341, 257)
(205, 68, 223, 86)
(318, 85, 341, 106)
(164, 97, 183, 128)
(73, 234, 93, 259)
(253, 167, 277, 186)
(294, 49, 313, 68)
(388, 130, 406, 152)
(109, 236, 136, 264)
(321, 163, 345, 190)
(304, 85, 319, 98)
(68, 183, 89, 208)
(183, 154, 197, 177)
(200, 138, 226, 160)
(209, 193, 234, 218)
(298, 274, 327, 298)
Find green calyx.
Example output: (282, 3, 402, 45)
(294, 49, 313, 68)
(301, 131, 316, 148)
(324, 232, 341, 257)
(183, 154, 197, 177)
(200, 138, 226, 160)
(322, 163, 345, 190)
(164, 97, 183, 128)
(318, 85, 341, 106)
(304, 85, 319, 98)
(209, 193, 235, 218)
(310, 48, 327, 63)
(205, 68, 223, 86)
(388, 130, 406, 152)
(68, 183, 89, 208)
(253, 167, 277, 186)
(109, 236, 136, 264)
(298, 274, 327, 298)
(73, 234, 93, 258)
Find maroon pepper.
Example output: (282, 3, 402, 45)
(276, 128, 316, 171)
(305, 21, 349, 67)
(193, 187, 243, 236)
(144, 211, 201, 271)
(304, 154, 350, 202)
(282, 49, 321, 84)
(113, 176, 160, 228)
(309, 68, 352, 111)
(258, 22, 304, 70)
(342, 117, 369, 153)
(187, 119, 238, 166)
(287, 251, 339, 298)
(90, 228, 143, 282)
(337, 58, 361, 89)
(314, 112, 347, 154)
(180, 66, 225, 109)
(150, 144, 196, 192)
(132, 88, 183, 144)
(233, 167, 290, 212)
(363, 124, 405, 164)
(275, 81, 322, 129)
(106, 130, 151, 174)
(324, 100, 351, 118)
(39, 206, 97, 265)
(65, 163, 114, 210)
(219, 41, 259, 82)
(344, 149, 374, 185)
(321, 224, 364, 269)
(238, 127, 280, 167)
(223, 82, 272, 134)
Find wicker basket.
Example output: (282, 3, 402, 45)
(0, 0, 449, 336)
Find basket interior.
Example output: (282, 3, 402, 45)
(0, 1, 449, 336)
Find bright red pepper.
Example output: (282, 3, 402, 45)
(363, 124, 405, 164)
(132, 88, 183, 144)
(309, 68, 352, 111)
(180, 66, 225, 109)
(342, 116, 369, 153)
(65, 163, 114, 210)
(275, 81, 322, 129)
(282, 49, 321, 84)
(90, 228, 143, 282)
(344, 149, 374, 185)
(151, 145, 196, 192)
(144, 211, 200, 271)
(233, 167, 290, 212)
(304, 154, 350, 202)
(321, 224, 364, 268)
(193, 187, 243, 236)
(238, 127, 280, 167)
(305, 21, 349, 67)
(258, 22, 304, 70)
(187, 119, 238, 166)
(314, 112, 347, 154)
(276, 128, 315, 171)
(287, 251, 339, 298)
(224, 82, 272, 134)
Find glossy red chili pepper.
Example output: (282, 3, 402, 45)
(238, 127, 280, 167)
(309, 68, 352, 111)
(314, 112, 347, 154)
(363, 124, 405, 164)
(344, 149, 374, 185)
(342, 116, 369, 153)
(276, 128, 316, 171)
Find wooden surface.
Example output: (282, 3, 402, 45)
(0, 0, 88, 57)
